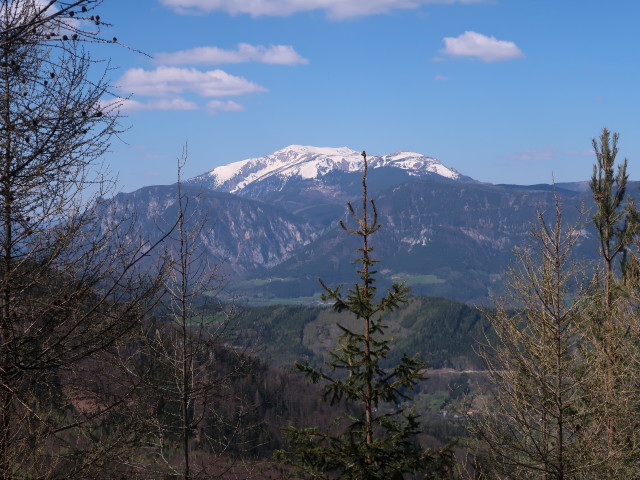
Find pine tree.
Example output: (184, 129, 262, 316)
(579, 128, 640, 478)
(278, 151, 451, 480)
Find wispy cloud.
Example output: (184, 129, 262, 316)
(433, 74, 448, 81)
(155, 43, 308, 66)
(159, 0, 487, 19)
(206, 100, 245, 114)
(141, 170, 164, 179)
(115, 97, 199, 112)
(117, 67, 267, 98)
(564, 149, 595, 157)
(509, 147, 556, 161)
(441, 31, 524, 62)
(128, 145, 168, 160)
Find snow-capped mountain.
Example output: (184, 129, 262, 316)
(97, 143, 606, 303)
(187, 145, 470, 195)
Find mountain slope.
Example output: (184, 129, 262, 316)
(102, 147, 608, 304)
(242, 180, 595, 303)
(101, 185, 317, 274)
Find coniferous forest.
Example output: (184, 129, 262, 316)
(3, 2, 640, 479)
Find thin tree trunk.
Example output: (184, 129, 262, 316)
(178, 179, 191, 480)
(361, 152, 373, 454)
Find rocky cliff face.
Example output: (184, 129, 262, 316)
(102, 184, 317, 274)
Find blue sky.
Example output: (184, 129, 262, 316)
(91, 0, 640, 192)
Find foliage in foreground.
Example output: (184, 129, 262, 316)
(470, 128, 640, 479)
(0, 2, 170, 478)
(277, 151, 453, 479)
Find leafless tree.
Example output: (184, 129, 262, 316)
(1, 1, 123, 50)
(129, 151, 258, 479)
(0, 2, 165, 478)
(469, 200, 597, 479)
(469, 130, 640, 479)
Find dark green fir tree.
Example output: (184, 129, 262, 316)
(277, 151, 452, 479)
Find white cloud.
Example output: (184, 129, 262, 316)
(206, 100, 245, 114)
(117, 67, 267, 97)
(126, 97, 199, 112)
(441, 31, 524, 62)
(100, 96, 199, 113)
(155, 43, 308, 66)
(433, 74, 448, 81)
(159, 0, 487, 19)
(509, 147, 556, 161)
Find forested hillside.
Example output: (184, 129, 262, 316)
(233, 296, 490, 370)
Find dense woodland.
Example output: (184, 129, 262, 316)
(3, 2, 640, 479)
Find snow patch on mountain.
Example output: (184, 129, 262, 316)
(191, 145, 464, 194)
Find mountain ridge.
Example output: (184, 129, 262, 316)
(100, 146, 618, 304)
(186, 145, 473, 195)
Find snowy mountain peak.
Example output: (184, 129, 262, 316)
(190, 145, 468, 195)
(276, 145, 360, 157)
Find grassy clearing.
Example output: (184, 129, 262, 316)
(236, 277, 296, 287)
(402, 274, 446, 286)
(205, 284, 326, 307)
(241, 295, 325, 307)
(415, 392, 450, 412)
